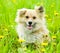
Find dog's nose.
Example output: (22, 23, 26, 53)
(28, 22, 32, 25)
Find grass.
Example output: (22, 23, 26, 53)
(0, 0, 60, 53)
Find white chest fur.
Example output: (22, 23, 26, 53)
(16, 24, 43, 43)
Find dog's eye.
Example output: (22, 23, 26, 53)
(26, 16, 29, 19)
(33, 16, 36, 19)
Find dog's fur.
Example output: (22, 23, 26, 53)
(15, 6, 50, 44)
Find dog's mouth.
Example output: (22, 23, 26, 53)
(27, 25, 33, 30)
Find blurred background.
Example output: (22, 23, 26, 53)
(0, 0, 60, 53)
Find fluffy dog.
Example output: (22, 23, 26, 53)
(15, 6, 50, 45)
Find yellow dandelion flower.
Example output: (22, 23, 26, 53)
(54, 11, 59, 16)
(54, 12, 59, 16)
(52, 36, 56, 39)
(45, 14, 48, 18)
(0, 36, 4, 39)
(18, 38, 25, 43)
(41, 48, 45, 52)
(41, 42, 48, 46)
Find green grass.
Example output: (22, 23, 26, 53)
(0, 0, 60, 53)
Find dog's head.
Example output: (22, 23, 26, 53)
(15, 6, 45, 30)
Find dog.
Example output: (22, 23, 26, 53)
(15, 6, 50, 45)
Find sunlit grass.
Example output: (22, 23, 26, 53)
(0, 0, 60, 53)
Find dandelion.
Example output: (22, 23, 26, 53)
(52, 36, 56, 39)
(0, 36, 4, 39)
(41, 42, 48, 46)
(54, 11, 59, 16)
(18, 38, 25, 43)
(54, 12, 59, 16)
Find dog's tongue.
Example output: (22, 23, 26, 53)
(27, 25, 32, 30)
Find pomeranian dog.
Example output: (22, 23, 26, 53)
(15, 6, 50, 45)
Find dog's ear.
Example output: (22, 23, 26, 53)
(35, 6, 45, 18)
(35, 6, 44, 13)
(15, 8, 27, 23)
(17, 8, 27, 17)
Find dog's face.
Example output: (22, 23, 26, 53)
(15, 6, 45, 30)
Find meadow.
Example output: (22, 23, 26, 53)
(0, 0, 60, 53)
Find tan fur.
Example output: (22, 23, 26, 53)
(15, 6, 50, 44)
